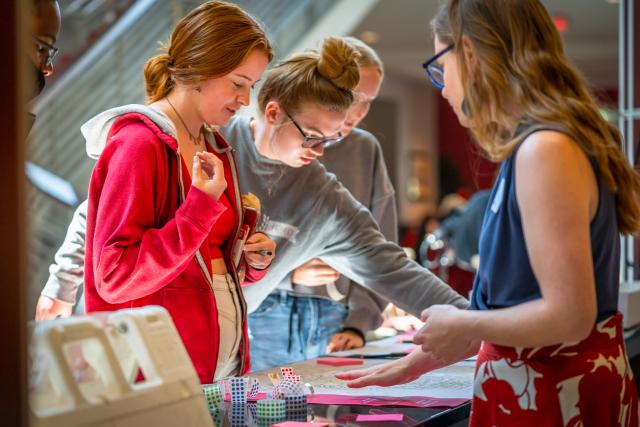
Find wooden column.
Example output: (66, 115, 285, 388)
(0, 1, 27, 425)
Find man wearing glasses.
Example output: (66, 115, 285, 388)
(29, 1, 68, 322)
(28, 0, 60, 104)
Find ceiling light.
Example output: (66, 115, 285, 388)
(552, 14, 569, 33)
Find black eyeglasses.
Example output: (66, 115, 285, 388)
(286, 112, 343, 149)
(422, 44, 453, 89)
(32, 36, 59, 69)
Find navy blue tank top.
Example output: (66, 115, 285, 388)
(470, 124, 620, 321)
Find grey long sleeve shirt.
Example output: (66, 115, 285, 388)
(221, 117, 469, 316)
(280, 128, 398, 334)
(40, 200, 88, 304)
(321, 129, 397, 333)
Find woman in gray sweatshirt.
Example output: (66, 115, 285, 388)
(247, 37, 398, 371)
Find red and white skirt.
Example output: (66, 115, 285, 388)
(470, 313, 638, 426)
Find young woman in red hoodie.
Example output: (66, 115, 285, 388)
(84, 1, 275, 383)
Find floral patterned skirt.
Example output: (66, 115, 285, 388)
(470, 313, 638, 426)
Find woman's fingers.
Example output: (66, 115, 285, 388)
(196, 151, 219, 177)
(191, 155, 202, 178)
(348, 366, 419, 388)
(244, 233, 265, 245)
(304, 263, 340, 281)
(335, 367, 376, 381)
(314, 271, 340, 280)
(35, 296, 73, 321)
(345, 337, 361, 349)
(346, 369, 395, 388)
(191, 152, 227, 199)
(243, 240, 275, 252)
(243, 233, 276, 268)
(326, 331, 363, 353)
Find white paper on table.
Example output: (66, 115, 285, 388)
(328, 335, 417, 358)
(311, 361, 475, 399)
(253, 358, 476, 400)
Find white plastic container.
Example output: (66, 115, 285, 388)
(619, 281, 640, 329)
(29, 306, 213, 427)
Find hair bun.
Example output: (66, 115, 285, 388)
(317, 36, 360, 90)
(149, 51, 172, 65)
(143, 52, 173, 102)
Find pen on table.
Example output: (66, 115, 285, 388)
(326, 352, 409, 359)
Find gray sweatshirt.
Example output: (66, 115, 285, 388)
(280, 128, 398, 334)
(220, 116, 468, 315)
(41, 200, 88, 304)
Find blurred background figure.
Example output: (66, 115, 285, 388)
(27, 0, 61, 126)
(417, 193, 476, 296)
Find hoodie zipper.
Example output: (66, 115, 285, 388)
(225, 147, 249, 375)
(176, 148, 221, 383)
(177, 141, 249, 380)
(176, 149, 214, 285)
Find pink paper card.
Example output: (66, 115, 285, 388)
(271, 422, 329, 427)
(356, 414, 404, 422)
(307, 394, 468, 408)
(316, 358, 364, 366)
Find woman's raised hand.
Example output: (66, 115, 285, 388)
(192, 151, 227, 200)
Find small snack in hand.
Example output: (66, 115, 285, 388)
(234, 193, 263, 271)
(242, 192, 261, 213)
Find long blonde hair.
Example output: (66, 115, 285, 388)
(257, 36, 360, 115)
(144, 0, 273, 103)
(433, 0, 640, 234)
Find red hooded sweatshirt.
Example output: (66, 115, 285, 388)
(85, 111, 267, 383)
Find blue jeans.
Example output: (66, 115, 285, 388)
(248, 291, 348, 372)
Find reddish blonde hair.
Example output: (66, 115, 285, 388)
(144, 0, 273, 103)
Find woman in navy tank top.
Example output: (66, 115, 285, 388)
(338, 1, 640, 425)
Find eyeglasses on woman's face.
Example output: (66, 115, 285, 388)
(422, 44, 453, 89)
(286, 111, 344, 149)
